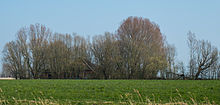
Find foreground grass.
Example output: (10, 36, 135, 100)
(0, 80, 219, 104)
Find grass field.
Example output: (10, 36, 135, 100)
(0, 80, 219, 104)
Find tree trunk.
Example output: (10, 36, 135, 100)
(195, 67, 202, 80)
(103, 69, 108, 79)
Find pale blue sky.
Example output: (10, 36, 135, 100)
(0, 0, 220, 72)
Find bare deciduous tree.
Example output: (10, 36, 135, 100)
(91, 32, 120, 79)
(116, 16, 167, 79)
(2, 41, 23, 79)
(187, 31, 219, 79)
(187, 31, 197, 79)
(195, 40, 218, 79)
(165, 43, 177, 79)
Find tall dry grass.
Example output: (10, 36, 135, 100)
(119, 89, 216, 105)
(0, 88, 216, 105)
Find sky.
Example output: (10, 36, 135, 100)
(0, 0, 220, 72)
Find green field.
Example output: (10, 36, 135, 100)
(0, 80, 219, 104)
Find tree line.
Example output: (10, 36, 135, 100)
(1, 17, 220, 79)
